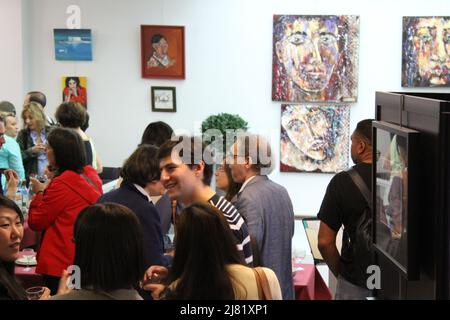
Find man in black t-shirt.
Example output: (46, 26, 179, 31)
(318, 119, 373, 300)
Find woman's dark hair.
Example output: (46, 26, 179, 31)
(165, 202, 244, 299)
(47, 127, 87, 175)
(65, 76, 80, 87)
(120, 145, 160, 188)
(223, 164, 242, 202)
(140, 121, 173, 147)
(73, 203, 145, 292)
(55, 101, 86, 128)
(81, 112, 90, 132)
(0, 196, 27, 300)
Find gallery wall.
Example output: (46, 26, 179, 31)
(15, 0, 450, 215)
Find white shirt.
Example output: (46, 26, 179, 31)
(133, 183, 152, 203)
(238, 175, 257, 193)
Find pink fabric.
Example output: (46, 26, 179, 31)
(293, 263, 332, 300)
(20, 219, 41, 250)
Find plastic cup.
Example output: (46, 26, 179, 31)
(26, 286, 45, 300)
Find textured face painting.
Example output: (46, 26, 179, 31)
(402, 17, 450, 87)
(272, 15, 359, 103)
(280, 105, 350, 173)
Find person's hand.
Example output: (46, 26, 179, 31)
(29, 176, 45, 194)
(142, 265, 168, 284)
(31, 143, 46, 154)
(4, 170, 19, 200)
(143, 283, 166, 300)
(39, 287, 51, 300)
(70, 87, 78, 96)
(56, 269, 73, 296)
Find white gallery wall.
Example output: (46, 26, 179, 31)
(11, 0, 450, 215)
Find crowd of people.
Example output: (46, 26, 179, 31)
(0, 91, 374, 301)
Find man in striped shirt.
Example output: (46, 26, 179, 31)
(157, 136, 253, 266)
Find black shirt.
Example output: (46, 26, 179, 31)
(317, 162, 372, 286)
(83, 140, 93, 167)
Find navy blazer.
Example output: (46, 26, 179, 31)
(97, 180, 167, 268)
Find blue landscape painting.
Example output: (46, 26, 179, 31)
(54, 29, 92, 61)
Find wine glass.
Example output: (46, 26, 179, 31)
(22, 248, 34, 272)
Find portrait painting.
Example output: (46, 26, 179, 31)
(402, 16, 450, 87)
(151, 86, 176, 112)
(61, 76, 87, 108)
(272, 15, 359, 103)
(54, 29, 92, 61)
(280, 104, 350, 173)
(141, 25, 185, 79)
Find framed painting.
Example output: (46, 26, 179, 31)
(272, 15, 359, 103)
(141, 25, 185, 79)
(402, 16, 450, 87)
(54, 29, 92, 61)
(61, 76, 87, 108)
(280, 104, 350, 173)
(151, 86, 176, 112)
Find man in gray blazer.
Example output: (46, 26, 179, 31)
(229, 134, 295, 300)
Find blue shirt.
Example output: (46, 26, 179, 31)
(30, 129, 48, 176)
(0, 135, 26, 191)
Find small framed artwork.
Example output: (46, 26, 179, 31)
(54, 29, 92, 61)
(141, 25, 185, 79)
(151, 86, 176, 112)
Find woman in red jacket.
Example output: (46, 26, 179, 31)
(28, 127, 102, 294)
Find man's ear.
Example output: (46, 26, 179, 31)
(193, 161, 205, 178)
(245, 156, 253, 169)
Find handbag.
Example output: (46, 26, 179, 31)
(252, 267, 273, 300)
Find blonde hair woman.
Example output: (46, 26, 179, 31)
(17, 102, 52, 182)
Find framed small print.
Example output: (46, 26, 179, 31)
(141, 25, 185, 79)
(151, 86, 176, 112)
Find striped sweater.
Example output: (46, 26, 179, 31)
(208, 194, 253, 265)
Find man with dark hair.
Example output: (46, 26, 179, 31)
(318, 119, 374, 300)
(229, 134, 295, 300)
(140, 121, 173, 147)
(0, 101, 16, 115)
(158, 136, 253, 265)
(147, 34, 175, 68)
(24, 91, 56, 126)
(97, 145, 168, 269)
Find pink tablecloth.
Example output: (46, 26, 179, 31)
(14, 252, 44, 290)
(20, 219, 41, 250)
(293, 263, 332, 300)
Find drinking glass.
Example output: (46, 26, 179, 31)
(26, 286, 45, 300)
(22, 248, 35, 272)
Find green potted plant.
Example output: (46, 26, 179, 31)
(201, 113, 249, 158)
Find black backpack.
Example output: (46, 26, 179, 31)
(347, 168, 374, 286)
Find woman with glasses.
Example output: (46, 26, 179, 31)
(215, 159, 242, 204)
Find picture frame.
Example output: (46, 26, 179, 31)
(141, 25, 185, 79)
(372, 121, 420, 280)
(151, 86, 176, 112)
(54, 29, 93, 61)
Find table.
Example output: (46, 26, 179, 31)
(14, 251, 44, 290)
(293, 263, 332, 300)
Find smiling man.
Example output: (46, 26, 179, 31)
(158, 136, 253, 266)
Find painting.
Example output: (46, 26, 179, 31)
(280, 104, 350, 173)
(272, 15, 359, 103)
(61, 76, 87, 108)
(54, 29, 92, 61)
(141, 25, 185, 79)
(402, 16, 450, 87)
(151, 86, 176, 112)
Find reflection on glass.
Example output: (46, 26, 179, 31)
(375, 132, 408, 269)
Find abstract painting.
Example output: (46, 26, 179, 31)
(54, 29, 92, 61)
(402, 16, 450, 87)
(272, 15, 359, 103)
(61, 76, 87, 108)
(280, 104, 350, 173)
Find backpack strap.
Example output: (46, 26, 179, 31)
(252, 267, 273, 300)
(347, 168, 371, 208)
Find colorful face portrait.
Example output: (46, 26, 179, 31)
(273, 15, 359, 103)
(280, 105, 350, 173)
(402, 17, 450, 87)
